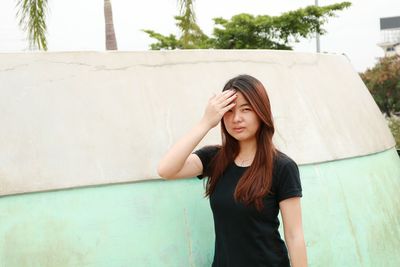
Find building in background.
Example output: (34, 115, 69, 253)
(378, 16, 400, 56)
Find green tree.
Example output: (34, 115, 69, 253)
(16, 0, 118, 51)
(143, 16, 209, 50)
(177, 0, 206, 48)
(143, 0, 208, 49)
(15, 0, 196, 51)
(360, 55, 400, 117)
(16, 0, 49, 50)
(387, 116, 400, 149)
(144, 2, 351, 50)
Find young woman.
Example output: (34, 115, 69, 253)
(158, 74, 307, 267)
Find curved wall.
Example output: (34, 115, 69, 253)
(0, 51, 399, 266)
(0, 148, 399, 266)
(0, 50, 394, 195)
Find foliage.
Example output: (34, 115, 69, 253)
(16, 0, 49, 50)
(143, 0, 210, 49)
(143, 16, 211, 50)
(387, 116, 400, 149)
(144, 2, 351, 50)
(16, 0, 119, 51)
(360, 55, 400, 117)
(177, 0, 206, 48)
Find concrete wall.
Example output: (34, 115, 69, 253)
(1, 51, 399, 266)
(1, 148, 399, 267)
(0, 50, 394, 196)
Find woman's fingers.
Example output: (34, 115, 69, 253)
(220, 93, 237, 108)
(202, 90, 237, 128)
(214, 90, 236, 106)
(221, 101, 236, 114)
(217, 89, 236, 101)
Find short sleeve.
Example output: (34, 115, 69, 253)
(192, 145, 220, 179)
(276, 159, 302, 202)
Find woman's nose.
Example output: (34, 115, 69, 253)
(233, 111, 242, 122)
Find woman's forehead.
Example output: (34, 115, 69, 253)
(234, 92, 249, 105)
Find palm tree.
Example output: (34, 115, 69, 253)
(104, 0, 117, 50)
(16, 0, 118, 51)
(15, 0, 195, 50)
(177, 0, 196, 48)
(16, 0, 49, 50)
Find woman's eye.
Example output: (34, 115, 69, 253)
(242, 108, 251, 112)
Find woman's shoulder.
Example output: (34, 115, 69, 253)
(194, 145, 220, 156)
(193, 145, 221, 179)
(274, 150, 299, 174)
(193, 145, 221, 163)
(275, 150, 296, 164)
(272, 150, 302, 200)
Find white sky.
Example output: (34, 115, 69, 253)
(1, 0, 399, 72)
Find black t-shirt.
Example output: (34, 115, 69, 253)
(193, 146, 302, 267)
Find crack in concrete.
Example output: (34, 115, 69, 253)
(0, 64, 29, 72)
(1, 58, 320, 73)
(41, 59, 282, 71)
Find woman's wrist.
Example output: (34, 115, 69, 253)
(198, 117, 215, 132)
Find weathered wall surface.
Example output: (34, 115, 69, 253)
(0, 51, 394, 195)
(1, 51, 399, 267)
(0, 148, 399, 267)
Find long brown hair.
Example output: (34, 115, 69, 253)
(205, 74, 277, 211)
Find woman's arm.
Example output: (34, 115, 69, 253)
(280, 197, 308, 267)
(157, 90, 237, 179)
(157, 121, 211, 179)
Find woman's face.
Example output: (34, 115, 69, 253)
(223, 91, 261, 143)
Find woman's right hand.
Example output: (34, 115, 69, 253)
(158, 90, 237, 179)
(201, 89, 237, 129)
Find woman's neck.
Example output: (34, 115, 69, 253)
(237, 139, 257, 159)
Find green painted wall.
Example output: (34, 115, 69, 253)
(1, 148, 399, 267)
(300, 148, 400, 267)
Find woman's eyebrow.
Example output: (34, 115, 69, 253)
(239, 103, 250, 107)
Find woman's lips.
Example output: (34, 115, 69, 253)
(233, 127, 245, 133)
